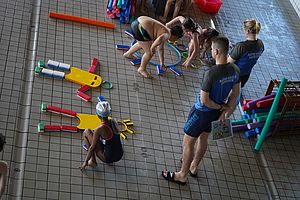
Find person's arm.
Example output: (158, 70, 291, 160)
(225, 82, 241, 118)
(185, 32, 199, 63)
(150, 33, 169, 54)
(228, 43, 242, 63)
(200, 70, 230, 110)
(157, 43, 165, 68)
(200, 40, 212, 58)
(0, 161, 8, 197)
(200, 70, 225, 110)
(218, 82, 240, 122)
(165, 16, 185, 28)
(200, 90, 226, 110)
(80, 128, 101, 170)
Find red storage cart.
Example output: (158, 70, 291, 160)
(195, 0, 222, 14)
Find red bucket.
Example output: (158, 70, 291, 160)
(195, 0, 222, 14)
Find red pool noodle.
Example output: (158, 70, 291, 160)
(49, 12, 114, 29)
(246, 93, 275, 108)
(256, 97, 286, 108)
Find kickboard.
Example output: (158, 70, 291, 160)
(65, 67, 102, 88)
(211, 119, 233, 141)
(76, 113, 102, 130)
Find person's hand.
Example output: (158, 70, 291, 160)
(161, 64, 167, 71)
(218, 104, 231, 123)
(182, 60, 191, 68)
(220, 104, 230, 111)
(218, 111, 226, 124)
(79, 161, 88, 171)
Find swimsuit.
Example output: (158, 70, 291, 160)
(131, 19, 151, 41)
(99, 122, 123, 163)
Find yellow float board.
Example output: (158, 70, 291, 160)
(76, 114, 102, 130)
(65, 67, 102, 88)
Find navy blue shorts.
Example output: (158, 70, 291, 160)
(184, 106, 221, 138)
(131, 19, 151, 41)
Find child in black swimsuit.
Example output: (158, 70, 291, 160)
(80, 99, 123, 170)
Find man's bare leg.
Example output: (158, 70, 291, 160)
(123, 42, 142, 59)
(173, 0, 183, 19)
(140, 0, 147, 14)
(137, 41, 153, 78)
(159, 0, 172, 23)
(183, 39, 195, 67)
(189, 132, 209, 174)
(162, 134, 197, 182)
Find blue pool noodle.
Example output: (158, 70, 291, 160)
(122, 0, 128, 9)
(107, 0, 114, 10)
(125, 0, 132, 17)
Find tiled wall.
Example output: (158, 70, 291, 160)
(290, 0, 300, 17)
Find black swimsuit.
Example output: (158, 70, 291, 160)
(100, 121, 123, 163)
(131, 19, 151, 41)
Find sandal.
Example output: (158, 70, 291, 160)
(161, 170, 186, 185)
(189, 170, 198, 178)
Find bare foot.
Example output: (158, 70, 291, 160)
(138, 69, 153, 79)
(123, 52, 137, 60)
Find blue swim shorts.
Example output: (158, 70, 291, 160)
(184, 105, 221, 138)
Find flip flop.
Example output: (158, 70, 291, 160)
(188, 170, 198, 178)
(161, 170, 186, 185)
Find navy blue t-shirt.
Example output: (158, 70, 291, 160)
(230, 39, 264, 76)
(195, 63, 240, 111)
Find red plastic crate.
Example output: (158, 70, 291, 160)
(195, 0, 222, 14)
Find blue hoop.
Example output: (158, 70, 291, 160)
(130, 40, 182, 67)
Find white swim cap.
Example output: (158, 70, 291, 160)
(96, 101, 111, 118)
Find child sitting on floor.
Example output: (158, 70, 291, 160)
(80, 99, 123, 170)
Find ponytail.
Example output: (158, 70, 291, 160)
(244, 19, 261, 34)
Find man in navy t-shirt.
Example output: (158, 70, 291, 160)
(162, 36, 241, 185)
